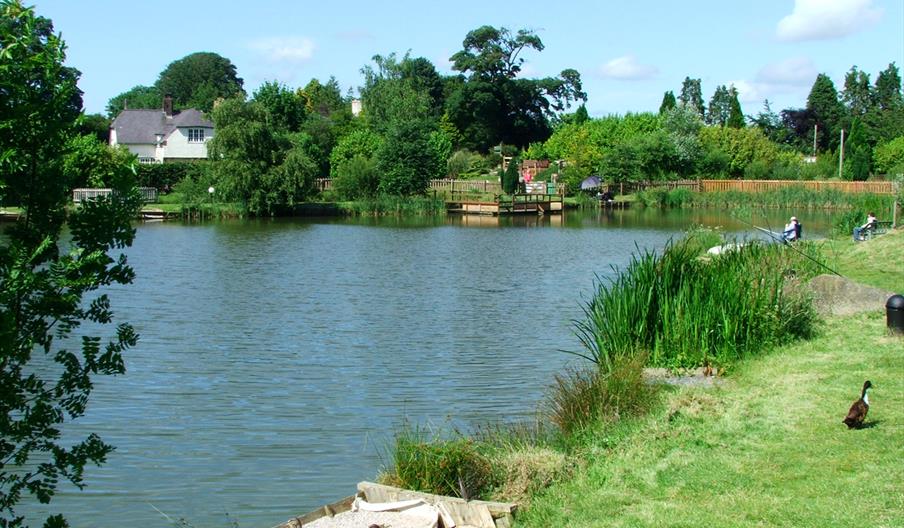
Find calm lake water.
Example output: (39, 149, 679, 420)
(23, 207, 838, 527)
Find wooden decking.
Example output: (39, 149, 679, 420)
(447, 193, 564, 216)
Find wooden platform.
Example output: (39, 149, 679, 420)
(447, 194, 563, 216)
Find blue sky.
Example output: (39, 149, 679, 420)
(33, 0, 904, 118)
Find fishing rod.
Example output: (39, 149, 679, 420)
(733, 211, 844, 277)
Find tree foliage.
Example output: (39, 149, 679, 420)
(376, 118, 442, 195)
(678, 77, 704, 118)
(105, 85, 161, 117)
(806, 73, 845, 151)
(445, 26, 586, 151)
(1, 3, 141, 526)
(659, 91, 676, 114)
(155, 52, 244, 112)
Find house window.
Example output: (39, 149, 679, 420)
(187, 128, 205, 143)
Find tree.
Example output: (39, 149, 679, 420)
(105, 85, 161, 117)
(842, 66, 874, 118)
(1, 3, 140, 527)
(874, 62, 903, 112)
(450, 26, 543, 80)
(155, 52, 244, 112)
(75, 113, 112, 143)
(63, 135, 136, 188)
(751, 100, 787, 144)
(252, 81, 306, 132)
(726, 86, 745, 129)
(806, 73, 845, 151)
(445, 26, 586, 151)
(706, 85, 730, 126)
(376, 118, 442, 195)
(678, 77, 704, 118)
(659, 91, 676, 114)
(844, 118, 871, 181)
(502, 156, 520, 194)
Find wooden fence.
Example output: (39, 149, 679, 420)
(698, 179, 894, 194)
(72, 187, 158, 203)
(314, 178, 567, 195)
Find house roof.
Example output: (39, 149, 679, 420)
(111, 108, 213, 144)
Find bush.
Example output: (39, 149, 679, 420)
(383, 426, 494, 499)
(136, 162, 204, 191)
(332, 155, 379, 199)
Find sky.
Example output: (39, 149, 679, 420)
(31, 0, 904, 118)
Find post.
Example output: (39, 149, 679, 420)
(838, 129, 845, 179)
(813, 124, 817, 157)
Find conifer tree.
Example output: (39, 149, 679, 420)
(659, 91, 676, 114)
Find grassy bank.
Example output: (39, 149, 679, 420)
(819, 228, 904, 292)
(517, 310, 903, 527)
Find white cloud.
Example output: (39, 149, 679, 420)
(598, 55, 658, 81)
(755, 57, 818, 86)
(776, 0, 883, 42)
(728, 80, 765, 105)
(249, 36, 315, 62)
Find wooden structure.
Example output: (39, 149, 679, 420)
(278, 481, 517, 528)
(446, 193, 563, 216)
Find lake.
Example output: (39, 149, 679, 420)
(21, 207, 838, 527)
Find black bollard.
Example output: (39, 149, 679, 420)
(886, 294, 904, 335)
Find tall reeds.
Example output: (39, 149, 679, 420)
(636, 187, 893, 211)
(338, 194, 445, 216)
(574, 238, 820, 371)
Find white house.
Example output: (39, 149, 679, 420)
(109, 95, 214, 163)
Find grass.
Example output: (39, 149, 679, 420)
(516, 311, 904, 527)
(337, 195, 446, 216)
(818, 227, 904, 292)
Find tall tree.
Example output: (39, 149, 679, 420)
(155, 52, 244, 112)
(751, 100, 787, 144)
(446, 26, 586, 151)
(678, 77, 704, 118)
(1, 2, 140, 526)
(874, 62, 903, 111)
(806, 73, 845, 151)
(659, 91, 676, 114)
(706, 85, 730, 126)
(842, 66, 874, 118)
(844, 118, 871, 181)
(726, 86, 745, 129)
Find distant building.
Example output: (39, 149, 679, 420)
(109, 95, 214, 163)
(351, 98, 362, 117)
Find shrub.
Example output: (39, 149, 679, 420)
(332, 155, 379, 200)
(873, 136, 904, 174)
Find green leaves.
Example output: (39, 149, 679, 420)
(1, 2, 140, 525)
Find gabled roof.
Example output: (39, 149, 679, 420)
(111, 108, 214, 144)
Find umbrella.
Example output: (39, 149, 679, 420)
(580, 175, 601, 190)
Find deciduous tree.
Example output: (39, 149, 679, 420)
(105, 85, 161, 117)
(155, 52, 244, 112)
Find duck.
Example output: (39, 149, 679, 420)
(842, 380, 872, 429)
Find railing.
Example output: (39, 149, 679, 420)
(314, 178, 567, 195)
(72, 187, 158, 203)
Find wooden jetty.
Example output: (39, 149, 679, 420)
(447, 193, 563, 216)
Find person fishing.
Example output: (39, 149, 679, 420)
(782, 216, 801, 242)
(852, 212, 877, 241)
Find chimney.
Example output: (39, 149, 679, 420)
(163, 94, 173, 118)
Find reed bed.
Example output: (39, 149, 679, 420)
(636, 186, 893, 211)
(574, 238, 821, 371)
